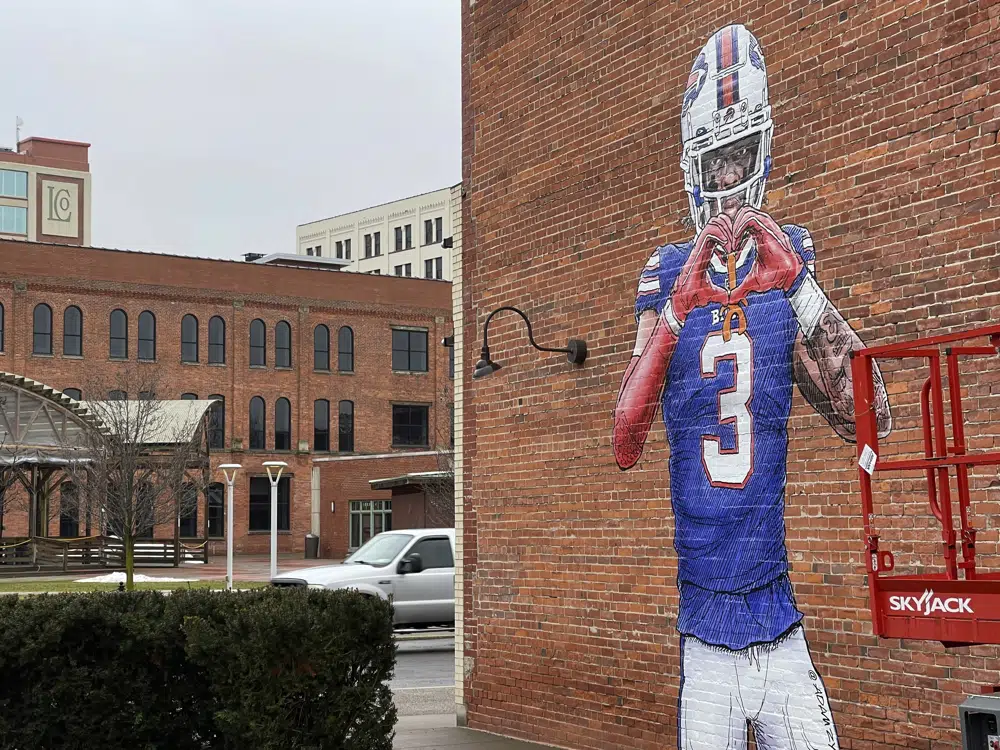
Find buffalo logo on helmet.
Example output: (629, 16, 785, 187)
(681, 53, 709, 116)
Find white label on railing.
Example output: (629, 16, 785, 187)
(859, 444, 877, 475)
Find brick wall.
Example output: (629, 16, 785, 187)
(460, 2, 1000, 748)
(317, 453, 448, 558)
(0, 239, 452, 557)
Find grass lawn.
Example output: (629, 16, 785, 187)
(0, 580, 270, 594)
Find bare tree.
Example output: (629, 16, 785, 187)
(422, 382, 455, 528)
(68, 366, 212, 590)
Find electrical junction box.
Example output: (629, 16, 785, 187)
(960, 695, 1000, 749)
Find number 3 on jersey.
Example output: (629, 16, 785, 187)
(699, 331, 754, 488)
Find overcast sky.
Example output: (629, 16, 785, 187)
(1, 1, 461, 259)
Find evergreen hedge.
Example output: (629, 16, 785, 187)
(0, 587, 397, 750)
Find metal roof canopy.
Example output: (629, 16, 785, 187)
(78, 399, 218, 445)
(0, 374, 218, 463)
(0, 374, 104, 466)
(368, 471, 452, 491)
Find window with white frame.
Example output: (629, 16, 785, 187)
(0, 170, 27, 199)
(349, 500, 391, 549)
(0, 206, 27, 235)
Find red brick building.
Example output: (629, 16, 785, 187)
(458, 2, 1000, 748)
(0, 238, 453, 559)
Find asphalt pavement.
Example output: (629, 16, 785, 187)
(392, 635, 456, 717)
(391, 636, 555, 749)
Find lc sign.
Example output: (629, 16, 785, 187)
(40, 179, 79, 238)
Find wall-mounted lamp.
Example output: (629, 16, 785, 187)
(473, 306, 587, 379)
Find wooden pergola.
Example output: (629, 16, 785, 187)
(0, 374, 216, 573)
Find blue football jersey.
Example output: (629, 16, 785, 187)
(634, 223, 816, 650)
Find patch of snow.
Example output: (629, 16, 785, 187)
(73, 572, 196, 584)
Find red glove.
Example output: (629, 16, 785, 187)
(729, 206, 805, 305)
(670, 214, 732, 325)
(613, 217, 731, 469)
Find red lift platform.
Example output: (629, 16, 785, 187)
(851, 324, 1000, 647)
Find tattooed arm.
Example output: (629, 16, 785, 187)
(791, 288, 892, 442)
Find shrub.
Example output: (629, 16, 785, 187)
(0, 588, 397, 750)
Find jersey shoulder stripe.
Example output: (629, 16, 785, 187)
(634, 242, 692, 320)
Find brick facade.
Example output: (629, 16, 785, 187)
(0, 239, 452, 559)
(460, 2, 1000, 748)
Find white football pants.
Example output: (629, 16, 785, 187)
(678, 626, 840, 750)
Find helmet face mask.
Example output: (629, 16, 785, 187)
(697, 131, 766, 220)
(680, 25, 773, 233)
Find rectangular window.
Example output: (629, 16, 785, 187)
(435, 256, 443, 279)
(336, 240, 343, 259)
(249, 476, 290, 532)
(179, 485, 198, 537)
(374, 231, 381, 255)
(306, 248, 314, 256)
(435, 217, 443, 243)
(392, 404, 429, 447)
(425, 259, 433, 279)
(314, 245, 322, 257)
(395, 226, 403, 252)
(59, 484, 79, 538)
(0, 205, 27, 235)
(344, 238, 351, 259)
(404, 263, 411, 277)
(405, 224, 412, 248)
(349, 499, 391, 550)
(0, 170, 27, 199)
(207, 484, 224, 538)
(424, 219, 433, 245)
(364, 234, 372, 258)
(392, 328, 428, 372)
(395, 265, 403, 277)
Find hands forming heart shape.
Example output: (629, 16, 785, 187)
(669, 206, 805, 326)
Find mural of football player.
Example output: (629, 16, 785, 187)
(612, 24, 892, 750)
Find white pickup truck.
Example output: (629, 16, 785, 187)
(270, 527, 455, 628)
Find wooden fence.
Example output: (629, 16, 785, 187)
(0, 536, 209, 574)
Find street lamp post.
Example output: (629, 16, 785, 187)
(262, 461, 288, 581)
(218, 464, 242, 591)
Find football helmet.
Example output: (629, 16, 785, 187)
(680, 24, 773, 232)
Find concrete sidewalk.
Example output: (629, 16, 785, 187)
(394, 714, 558, 749)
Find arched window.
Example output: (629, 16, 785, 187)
(181, 314, 198, 363)
(207, 482, 224, 538)
(314, 324, 329, 371)
(275, 397, 291, 450)
(138, 311, 156, 361)
(208, 395, 225, 450)
(62, 388, 82, 401)
(339, 400, 354, 452)
(33, 303, 52, 355)
(275, 321, 292, 368)
(63, 306, 82, 356)
(314, 399, 330, 451)
(181, 392, 198, 400)
(338, 326, 354, 372)
(249, 319, 266, 366)
(110, 309, 128, 359)
(249, 396, 265, 450)
(208, 316, 226, 364)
